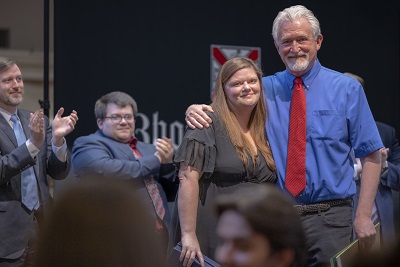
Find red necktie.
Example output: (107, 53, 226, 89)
(285, 77, 306, 196)
(128, 137, 165, 230)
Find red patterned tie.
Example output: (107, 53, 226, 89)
(128, 137, 165, 230)
(285, 77, 306, 196)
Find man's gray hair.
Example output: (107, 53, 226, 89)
(272, 5, 321, 42)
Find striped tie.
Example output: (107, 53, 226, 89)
(285, 77, 307, 196)
(128, 137, 165, 230)
(371, 201, 379, 224)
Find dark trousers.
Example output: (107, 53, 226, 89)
(158, 219, 170, 257)
(0, 208, 43, 267)
(301, 204, 353, 267)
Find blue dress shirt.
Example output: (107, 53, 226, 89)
(263, 60, 383, 204)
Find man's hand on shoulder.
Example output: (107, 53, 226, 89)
(185, 104, 213, 129)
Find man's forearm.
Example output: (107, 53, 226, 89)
(357, 152, 381, 219)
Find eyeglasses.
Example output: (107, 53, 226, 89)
(103, 114, 135, 123)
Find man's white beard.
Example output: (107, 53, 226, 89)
(286, 52, 309, 72)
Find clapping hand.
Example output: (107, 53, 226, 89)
(155, 137, 174, 164)
(29, 109, 45, 148)
(52, 107, 78, 146)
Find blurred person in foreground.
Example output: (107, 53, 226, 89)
(215, 184, 307, 267)
(34, 177, 167, 267)
(72, 91, 177, 254)
(0, 57, 78, 266)
(350, 237, 400, 267)
(174, 57, 277, 267)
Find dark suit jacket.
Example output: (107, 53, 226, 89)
(353, 121, 400, 246)
(376, 122, 400, 243)
(0, 109, 71, 259)
(71, 130, 177, 236)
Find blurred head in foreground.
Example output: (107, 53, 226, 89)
(34, 177, 167, 267)
(215, 184, 307, 267)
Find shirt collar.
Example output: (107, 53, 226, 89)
(284, 59, 322, 90)
(0, 107, 18, 125)
(128, 136, 138, 148)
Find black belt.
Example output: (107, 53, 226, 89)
(294, 198, 352, 214)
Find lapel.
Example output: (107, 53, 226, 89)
(0, 112, 18, 147)
(124, 140, 136, 160)
(135, 141, 146, 156)
(135, 141, 156, 158)
(97, 130, 136, 160)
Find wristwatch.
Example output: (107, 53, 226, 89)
(381, 160, 388, 175)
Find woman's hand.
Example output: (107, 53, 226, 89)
(180, 233, 205, 267)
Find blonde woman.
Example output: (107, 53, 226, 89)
(174, 57, 276, 267)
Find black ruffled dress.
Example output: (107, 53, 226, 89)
(173, 111, 277, 258)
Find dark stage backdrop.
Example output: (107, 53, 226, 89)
(54, 0, 399, 147)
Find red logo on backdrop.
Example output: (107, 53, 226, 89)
(210, 44, 261, 100)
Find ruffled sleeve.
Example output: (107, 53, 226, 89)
(174, 112, 217, 177)
(174, 138, 216, 174)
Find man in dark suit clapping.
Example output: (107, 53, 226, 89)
(0, 57, 78, 266)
